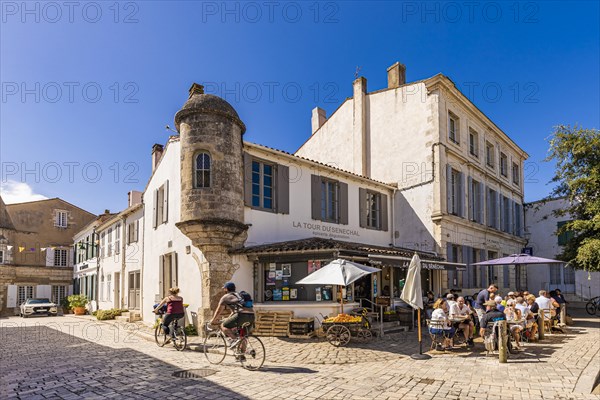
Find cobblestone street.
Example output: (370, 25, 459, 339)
(1, 313, 598, 400)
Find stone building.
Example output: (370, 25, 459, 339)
(525, 197, 600, 299)
(295, 63, 529, 294)
(0, 196, 95, 315)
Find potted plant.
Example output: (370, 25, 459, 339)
(67, 294, 89, 315)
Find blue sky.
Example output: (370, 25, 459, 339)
(1, 1, 598, 214)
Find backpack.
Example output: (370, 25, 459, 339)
(235, 291, 253, 309)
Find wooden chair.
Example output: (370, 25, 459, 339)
(539, 308, 553, 334)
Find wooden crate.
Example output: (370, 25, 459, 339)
(288, 318, 315, 339)
(253, 310, 294, 337)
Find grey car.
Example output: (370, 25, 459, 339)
(20, 298, 58, 317)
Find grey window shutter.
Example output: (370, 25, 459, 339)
(515, 203, 522, 237)
(467, 176, 473, 221)
(276, 164, 290, 214)
(509, 199, 514, 235)
(163, 180, 169, 223)
(359, 188, 367, 228)
(135, 220, 139, 242)
(381, 193, 388, 231)
(446, 242, 454, 288)
(480, 249, 487, 287)
(495, 191, 501, 230)
(339, 182, 349, 225)
(458, 172, 465, 218)
(485, 186, 490, 226)
(311, 175, 321, 220)
(446, 164, 452, 214)
(243, 153, 252, 206)
(153, 189, 158, 228)
(172, 252, 178, 287)
(158, 255, 164, 297)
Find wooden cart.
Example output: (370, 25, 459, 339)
(321, 315, 374, 347)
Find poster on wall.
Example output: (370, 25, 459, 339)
(290, 288, 297, 299)
(281, 264, 292, 277)
(273, 289, 282, 301)
(308, 260, 321, 274)
(275, 270, 283, 280)
(269, 263, 276, 271)
(315, 287, 322, 301)
(282, 287, 290, 300)
(266, 272, 276, 286)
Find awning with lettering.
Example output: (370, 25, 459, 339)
(368, 254, 467, 271)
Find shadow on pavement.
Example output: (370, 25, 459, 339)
(0, 326, 249, 400)
(259, 366, 319, 374)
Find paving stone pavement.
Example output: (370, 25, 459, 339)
(0, 313, 598, 400)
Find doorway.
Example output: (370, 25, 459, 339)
(114, 272, 121, 309)
(128, 271, 141, 310)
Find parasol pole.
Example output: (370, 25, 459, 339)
(339, 285, 344, 314)
(410, 307, 431, 359)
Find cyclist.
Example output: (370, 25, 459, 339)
(209, 281, 255, 349)
(154, 287, 185, 341)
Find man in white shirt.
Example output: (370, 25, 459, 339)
(449, 296, 474, 346)
(535, 290, 559, 320)
(446, 294, 457, 311)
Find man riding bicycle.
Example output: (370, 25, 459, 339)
(209, 282, 255, 349)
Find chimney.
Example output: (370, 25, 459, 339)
(352, 77, 369, 177)
(128, 190, 143, 207)
(188, 83, 204, 98)
(104, 209, 111, 214)
(152, 143, 164, 172)
(311, 107, 327, 134)
(387, 62, 406, 89)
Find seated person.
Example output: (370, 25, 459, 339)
(495, 296, 505, 312)
(449, 296, 474, 346)
(430, 298, 456, 349)
(479, 299, 507, 343)
(504, 299, 525, 349)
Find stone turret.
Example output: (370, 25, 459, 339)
(174, 83, 248, 324)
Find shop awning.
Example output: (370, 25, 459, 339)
(368, 254, 467, 271)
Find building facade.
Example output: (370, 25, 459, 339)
(0, 197, 95, 315)
(295, 63, 529, 295)
(525, 197, 600, 299)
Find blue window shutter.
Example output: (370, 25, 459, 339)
(381, 193, 388, 231)
(467, 176, 473, 221)
(478, 182, 484, 224)
(446, 164, 452, 214)
(276, 164, 290, 214)
(480, 249, 487, 287)
(462, 245, 471, 287)
(459, 172, 465, 218)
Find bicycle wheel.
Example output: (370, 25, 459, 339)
(173, 325, 187, 351)
(154, 324, 168, 347)
(586, 301, 596, 316)
(203, 331, 227, 364)
(237, 336, 265, 370)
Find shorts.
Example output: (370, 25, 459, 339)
(222, 312, 255, 329)
(429, 327, 456, 338)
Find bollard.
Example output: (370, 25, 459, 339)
(537, 313, 545, 340)
(560, 305, 567, 325)
(498, 320, 508, 363)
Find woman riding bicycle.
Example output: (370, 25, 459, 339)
(154, 287, 185, 338)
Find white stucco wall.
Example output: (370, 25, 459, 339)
(244, 147, 393, 248)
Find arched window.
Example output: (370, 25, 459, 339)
(195, 152, 211, 188)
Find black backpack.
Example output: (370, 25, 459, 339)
(235, 291, 253, 309)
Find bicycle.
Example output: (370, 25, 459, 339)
(585, 296, 600, 316)
(154, 311, 187, 351)
(203, 322, 265, 370)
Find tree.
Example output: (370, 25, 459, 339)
(545, 125, 600, 272)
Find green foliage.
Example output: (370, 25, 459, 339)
(184, 324, 198, 336)
(60, 297, 71, 311)
(67, 294, 89, 308)
(545, 125, 600, 271)
(95, 309, 123, 320)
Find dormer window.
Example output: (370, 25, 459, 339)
(194, 152, 211, 188)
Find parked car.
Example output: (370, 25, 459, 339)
(20, 298, 58, 318)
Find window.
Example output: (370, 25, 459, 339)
(194, 152, 211, 188)
(446, 166, 463, 217)
(107, 228, 113, 257)
(128, 221, 139, 244)
(107, 274, 112, 301)
(564, 266, 575, 285)
(160, 253, 178, 298)
(153, 181, 169, 227)
(502, 196, 511, 232)
(115, 224, 121, 255)
(366, 191, 381, 229)
(448, 112, 459, 144)
(468, 178, 483, 223)
(0, 250, 3, 264)
(252, 160, 275, 210)
(486, 142, 495, 168)
(500, 152, 508, 177)
(512, 162, 520, 186)
(17, 286, 34, 305)
(321, 179, 340, 223)
(54, 249, 68, 266)
(311, 175, 348, 224)
(514, 202, 523, 237)
(550, 265, 561, 285)
(557, 221, 575, 246)
(55, 210, 68, 228)
(100, 233, 105, 258)
(51, 285, 66, 305)
(469, 129, 479, 157)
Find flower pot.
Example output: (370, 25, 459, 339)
(73, 307, 86, 315)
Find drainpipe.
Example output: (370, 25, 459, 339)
(391, 187, 397, 248)
(94, 229, 101, 309)
(120, 216, 126, 310)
